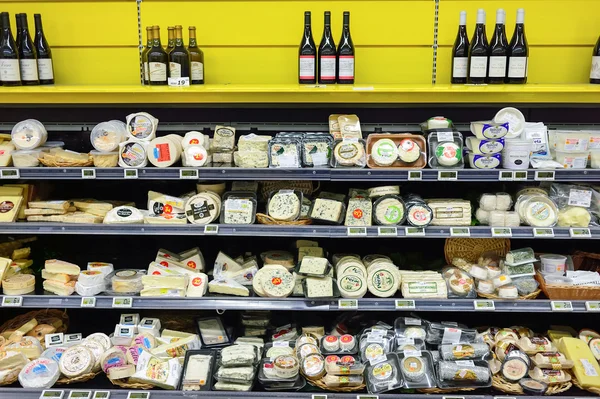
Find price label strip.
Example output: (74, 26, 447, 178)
(408, 171, 422, 181)
(81, 169, 96, 179)
(179, 169, 199, 179)
(450, 227, 470, 237)
(347, 227, 367, 236)
(92, 392, 110, 399)
(0, 169, 20, 179)
(377, 227, 397, 236)
(112, 297, 133, 308)
(570, 228, 592, 238)
(535, 170, 555, 181)
(533, 228, 554, 238)
(124, 169, 138, 179)
(551, 301, 573, 312)
(338, 299, 358, 310)
(312, 395, 328, 399)
(81, 297, 96, 308)
(127, 393, 150, 399)
(395, 300, 416, 310)
(498, 171, 514, 181)
(513, 171, 528, 181)
(40, 391, 64, 399)
(168, 77, 190, 87)
(357, 396, 379, 399)
(68, 391, 92, 399)
(2, 296, 23, 307)
(405, 227, 426, 236)
(586, 301, 600, 311)
(473, 300, 495, 311)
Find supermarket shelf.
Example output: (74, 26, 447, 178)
(2, 167, 599, 181)
(0, 223, 597, 239)
(8, 295, 598, 312)
(2, 84, 600, 105)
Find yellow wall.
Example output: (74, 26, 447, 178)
(1, 0, 599, 86)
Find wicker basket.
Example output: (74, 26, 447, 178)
(109, 378, 154, 390)
(572, 376, 600, 395)
(477, 289, 541, 300)
(492, 374, 572, 395)
(417, 387, 476, 394)
(571, 251, 600, 272)
(306, 377, 365, 392)
(444, 238, 511, 264)
(256, 213, 312, 225)
(0, 309, 69, 338)
(259, 181, 319, 202)
(535, 272, 600, 300)
(56, 372, 99, 385)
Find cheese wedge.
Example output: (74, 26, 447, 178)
(141, 275, 188, 290)
(41, 270, 75, 284)
(24, 208, 67, 216)
(45, 259, 80, 275)
(0, 257, 11, 285)
(72, 200, 113, 212)
(43, 280, 76, 296)
(0, 196, 23, 222)
(28, 201, 70, 211)
(11, 247, 30, 260)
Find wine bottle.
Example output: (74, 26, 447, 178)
(142, 26, 153, 85)
(488, 9, 508, 84)
(148, 25, 169, 85)
(451, 11, 469, 84)
(18, 14, 38, 85)
(188, 26, 204, 85)
(169, 25, 190, 80)
(507, 8, 528, 84)
(15, 13, 22, 51)
(318, 11, 336, 84)
(337, 11, 354, 84)
(468, 9, 489, 84)
(166, 26, 175, 53)
(33, 14, 53, 84)
(0, 12, 21, 86)
(298, 11, 316, 84)
(591, 35, 600, 84)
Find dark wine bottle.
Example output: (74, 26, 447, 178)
(468, 9, 489, 84)
(451, 11, 469, 84)
(0, 12, 21, 86)
(507, 8, 528, 84)
(318, 11, 336, 84)
(488, 9, 508, 84)
(298, 11, 316, 84)
(15, 13, 22, 51)
(142, 26, 153, 85)
(33, 14, 54, 84)
(169, 25, 190, 80)
(188, 26, 204, 85)
(166, 26, 175, 53)
(591, 35, 600, 84)
(148, 25, 169, 85)
(337, 11, 354, 84)
(18, 14, 39, 85)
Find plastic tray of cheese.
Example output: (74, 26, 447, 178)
(366, 133, 427, 169)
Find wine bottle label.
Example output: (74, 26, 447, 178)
(508, 57, 527, 78)
(191, 61, 204, 81)
(469, 56, 488, 78)
(144, 62, 149, 81)
(20, 59, 39, 81)
(591, 56, 600, 79)
(338, 55, 354, 80)
(149, 62, 167, 82)
(299, 55, 315, 80)
(0, 59, 21, 82)
(488, 56, 507, 77)
(37, 59, 54, 80)
(320, 55, 336, 80)
(452, 58, 468, 78)
(169, 62, 182, 79)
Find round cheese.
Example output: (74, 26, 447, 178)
(371, 139, 398, 166)
(2, 274, 35, 295)
(103, 206, 144, 224)
(11, 119, 48, 150)
(119, 140, 148, 168)
(268, 191, 301, 221)
(126, 112, 158, 141)
(126, 345, 143, 365)
(523, 197, 558, 227)
(148, 137, 181, 167)
(401, 356, 425, 381)
(59, 345, 94, 377)
(367, 263, 400, 297)
(185, 193, 221, 224)
(40, 347, 67, 363)
(81, 340, 104, 372)
(334, 141, 365, 166)
(262, 250, 295, 268)
(184, 145, 208, 167)
(134, 333, 156, 350)
(183, 131, 207, 149)
(435, 142, 462, 166)
(477, 279, 495, 294)
(337, 274, 367, 299)
(337, 259, 367, 278)
(253, 265, 288, 297)
(108, 364, 135, 380)
(100, 347, 127, 373)
(90, 121, 126, 152)
(18, 358, 60, 388)
(374, 196, 405, 225)
(262, 269, 295, 298)
(446, 269, 474, 296)
(75, 281, 105, 297)
(85, 333, 111, 352)
(406, 204, 433, 227)
(165, 134, 183, 153)
(398, 138, 422, 163)
(78, 270, 105, 286)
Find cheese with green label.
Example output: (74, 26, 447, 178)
(337, 274, 367, 298)
(367, 263, 400, 297)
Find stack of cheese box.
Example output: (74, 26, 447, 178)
(233, 133, 271, 168)
(211, 126, 236, 165)
(1, 245, 35, 295)
(42, 260, 80, 296)
(144, 247, 208, 297)
(75, 262, 113, 296)
(214, 343, 261, 391)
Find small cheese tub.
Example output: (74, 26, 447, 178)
(466, 137, 505, 155)
(91, 151, 119, 168)
(471, 121, 509, 140)
(468, 153, 502, 169)
(502, 139, 533, 169)
(11, 149, 41, 167)
(554, 150, 589, 169)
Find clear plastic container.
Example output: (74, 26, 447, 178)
(470, 121, 509, 140)
(126, 112, 158, 141)
(554, 150, 589, 169)
(364, 353, 404, 394)
(11, 119, 48, 150)
(220, 192, 257, 225)
(40, 141, 65, 151)
(308, 197, 346, 225)
(302, 136, 332, 167)
(178, 349, 217, 391)
(436, 360, 492, 389)
(442, 267, 477, 298)
(91, 151, 119, 168)
(106, 269, 145, 295)
(553, 131, 591, 152)
(119, 140, 148, 168)
(502, 139, 533, 169)
(269, 138, 302, 168)
(11, 149, 41, 167)
(494, 107, 526, 139)
(398, 351, 436, 388)
(91, 121, 127, 152)
(330, 138, 367, 168)
(373, 195, 406, 226)
(427, 131, 464, 169)
(505, 248, 536, 266)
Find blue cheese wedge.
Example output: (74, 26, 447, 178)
(345, 198, 373, 226)
(305, 276, 334, 298)
(298, 256, 329, 276)
(310, 198, 344, 223)
(268, 191, 301, 221)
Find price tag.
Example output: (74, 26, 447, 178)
(81, 297, 96, 308)
(474, 300, 495, 311)
(551, 301, 573, 312)
(312, 395, 328, 399)
(395, 300, 416, 310)
(352, 86, 374, 91)
(179, 169, 199, 179)
(45, 333, 64, 347)
(338, 299, 358, 310)
(0, 168, 20, 179)
(408, 171, 422, 181)
(405, 227, 425, 236)
(112, 297, 133, 308)
(92, 393, 110, 399)
(2, 296, 23, 307)
(40, 391, 64, 399)
(357, 396, 379, 399)
(534, 228, 554, 238)
(437, 131, 454, 142)
(65, 333, 82, 345)
(513, 171, 528, 181)
(492, 227, 512, 237)
(127, 393, 150, 399)
(168, 77, 190, 87)
(438, 170, 458, 181)
(204, 225, 219, 234)
(347, 227, 367, 236)
(450, 227, 470, 237)
(81, 169, 96, 179)
(498, 171, 514, 181)
(570, 228, 592, 238)
(377, 227, 397, 236)
(124, 169, 138, 179)
(535, 170, 555, 181)
(69, 391, 92, 399)
(586, 301, 600, 311)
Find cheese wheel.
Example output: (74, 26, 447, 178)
(119, 140, 148, 168)
(103, 206, 144, 224)
(184, 145, 208, 167)
(435, 142, 462, 166)
(165, 134, 183, 153)
(262, 269, 295, 298)
(182, 131, 206, 149)
(59, 346, 94, 377)
(108, 364, 135, 380)
(337, 274, 367, 299)
(78, 270, 105, 286)
(18, 358, 60, 388)
(3, 274, 35, 295)
(147, 136, 182, 167)
(398, 138, 421, 163)
(81, 340, 104, 372)
(334, 141, 365, 166)
(185, 193, 221, 224)
(85, 333, 111, 351)
(371, 139, 398, 166)
(126, 112, 158, 141)
(253, 265, 288, 297)
(100, 347, 127, 373)
(367, 263, 400, 297)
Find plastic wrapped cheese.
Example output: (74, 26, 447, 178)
(75, 281, 105, 296)
(119, 140, 148, 168)
(11, 119, 48, 150)
(183, 145, 208, 167)
(148, 137, 181, 167)
(103, 206, 144, 224)
(126, 112, 158, 141)
(90, 121, 126, 152)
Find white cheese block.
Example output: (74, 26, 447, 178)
(148, 136, 181, 167)
(261, 269, 295, 298)
(59, 345, 94, 377)
(310, 198, 344, 223)
(182, 131, 207, 149)
(234, 150, 269, 168)
(142, 274, 188, 289)
(298, 256, 329, 276)
(78, 270, 105, 286)
(208, 280, 249, 297)
(103, 206, 144, 224)
(108, 364, 135, 380)
(131, 352, 181, 389)
(305, 276, 334, 298)
(186, 273, 208, 297)
(184, 145, 208, 166)
(0, 351, 28, 370)
(18, 358, 60, 388)
(367, 263, 400, 298)
(268, 191, 301, 221)
(45, 259, 80, 275)
(213, 126, 236, 150)
(75, 281, 105, 296)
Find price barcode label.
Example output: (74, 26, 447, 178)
(586, 301, 600, 311)
(127, 393, 150, 399)
(81, 169, 96, 179)
(92, 392, 110, 399)
(40, 391, 64, 399)
(2, 296, 23, 307)
(534, 228, 554, 238)
(124, 169, 138, 179)
(498, 171, 513, 181)
(535, 170, 555, 181)
(312, 395, 328, 399)
(338, 299, 358, 310)
(570, 228, 592, 238)
(112, 297, 133, 308)
(513, 171, 528, 181)
(474, 300, 495, 311)
(347, 227, 367, 236)
(408, 171, 422, 181)
(405, 227, 425, 236)
(0, 169, 20, 179)
(68, 391, 91, 399)
(450, 227, 470, 237)
(81, 297, 96, 308)
(168, 77, 190, 87)
(438, 170, 458, 181)
(551, 301, 573, 312)
(492, 227, 512, 237)
(377, 227, 397, 236)
(204, 225, 219, 234)
(395, 300, 416, 310)
(179, 169, 199, 179)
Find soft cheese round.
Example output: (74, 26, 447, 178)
(253, 265, 288, 297)
(334, 141, 365, 166)
(81, 339, 104, 372)
(374, 195, 406, 225)
(371, 138, 399, 166)
(435, 142, 462, 166)
(126, 112, 158, 141)
(398, 138, 422, 163)
(367, 263, 400, 298)
(185, 193, 221, 224)
(18, 358, 60, 388)
(85, 333, 111, 351)
(100, 347, 127, 374)
(337, 274, 368, 299)
(268, 192, 301, 221)
(59, 345, 94, 377)
(262, 269, 295, 298)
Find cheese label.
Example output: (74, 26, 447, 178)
(473, 300, 495, 311)
(81, 297, 96, 307)
(68, 391, 91, 399)
(40, 391, 64, 399)
(586, 301, 600, 312)
(438, 171, 458, 181)
(0, 169, 20, 179)
(395, 300, 416, 310)
(204, 225, 219, 234)
(112, 297, 133, 308)
(1, 296, 23, 307)
(338, 299, 358, 310)
(551, 301, 573, 312)
(570, 228, 591, 238)
(405, 227, 425, 236)
(513, 171, 528, 181)
(312, 395, 328, 399)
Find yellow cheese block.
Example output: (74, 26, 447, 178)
(43, 279, 76, 296)
(45, 259, 80, 275)
(558, 337, 600, 388)
(5, 184, 32, 220)
(42, 270, 75, 284)
(28, 200, 70, 211)
(0, 257, 11, 285)
(11, 247, 30, 260)
(0, 196, 23, 222)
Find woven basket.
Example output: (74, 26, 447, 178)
(56, 372, 99, 385)
(492, 374, 572, 395)
(307, 377, 365, 392)
(109, 378, 154, 390)
(477, 289, 541, 300)
(418, 387, 475, 394)
(444, 238, 511, 264)
(535, 272, 600, 300)
(573, 376, 600, 395)
(259, 181, 319, 202)
(571, 251, 600, 272)
(256, 213, 312, 225)
(0, 309, 69, 338)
